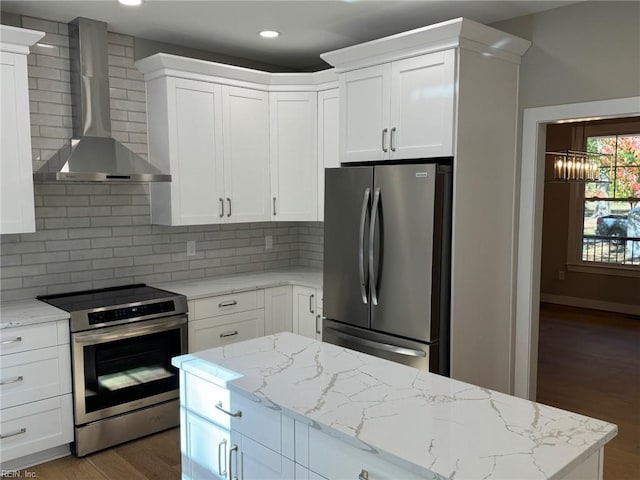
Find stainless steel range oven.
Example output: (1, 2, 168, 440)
(38, 284, 187, 457)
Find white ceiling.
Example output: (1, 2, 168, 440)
(2, 0, 577, 70)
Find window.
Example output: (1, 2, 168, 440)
(581, 132, 639, 267)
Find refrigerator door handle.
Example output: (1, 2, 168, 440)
(326, 327, 427, 358)
(358, 187, 371, 304)
(369, 187, 381, 306)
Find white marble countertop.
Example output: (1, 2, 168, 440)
(0, 298, 69, 329)
(174, 332, 617, 480)
(154, 268, 323, 300)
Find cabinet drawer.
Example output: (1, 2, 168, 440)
(0, 345, 71, 409)
(0, 321, 66, 356)
(0, 394, 73, 463)
(184, 372, 232, 428)
(193, 290, 262, 319)
(308, 428, 420, 480)
(189, 310, 265, 352)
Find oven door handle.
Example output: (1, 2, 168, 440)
(72, 316, 187, 345)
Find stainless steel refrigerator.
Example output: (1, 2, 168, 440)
(322, 162, 452, 375)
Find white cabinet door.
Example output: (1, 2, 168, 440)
(270, 92, 318, 221)
(231, 431, 295, 480)
(292, 286, 317, 340)
(389, 50, 455, 159)
(339, 64, 391, 163)
(317, 89, 339, 221)
(150, 77, 225, 225)
(264, 286, 293, 335)
(0, 51, 35, 234)
(183, 409, 229, 480)
(223, 86, 271, 223)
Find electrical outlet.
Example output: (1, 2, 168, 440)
(186, 240, 196, 256)
(558, 270, 565, 281)
(265, 235, 273, 249)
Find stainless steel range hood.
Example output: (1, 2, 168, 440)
(34, 18, 170, 182)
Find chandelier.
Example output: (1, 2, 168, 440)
(545, 150, 600, 182)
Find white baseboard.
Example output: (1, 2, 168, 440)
(540, 293, 640, 316)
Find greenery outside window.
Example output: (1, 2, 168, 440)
(579, 129, 639, 269)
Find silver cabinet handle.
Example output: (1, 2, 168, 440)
(219, 300, 237, 308)
(0, 376, 23, 386)
(368, 187, 381, 306)
(359, 469, 369, 480)
(218, 438, 227, 477)
(229, 444, 239, 480)
(309, 294, 315, 314)
(272, 197, 277, 216)
(315, 314, 321, 335)
(381, 128, 388, 152)
(358, 187, 370, 304)
(0, 427, 26, 439)
(227, 197, 232, 217)
(390, 127, 397, 152)
(219, 197, 225, 218)
(220, 330, 238, 338)
(1, 336, 22, 345)
(215, 401, 242, 418)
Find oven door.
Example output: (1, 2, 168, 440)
(71, 315, 187, 425)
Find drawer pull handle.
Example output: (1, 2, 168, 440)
(1, 337, 22, 345)
(219, 300, 237, 308)
(359, 469, 369, 480)
(220, 330, 239, 338)
(218, 438, 227, 476)
(0, 427, 26, 439)
(215, 401, 242, 418)
(0, 376, 23, 386)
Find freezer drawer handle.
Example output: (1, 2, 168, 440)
(220, 330, 239, 338)
(326, 327, 427, 358)
(219, 300, 238, 308)
(216, 401, 242, 418)
(0, 427, 26, 439)
(1, 336, 22, 345)
(368, 187, 381, 306)
(0, 375, 23, 386)
(358, 187, 370, 304)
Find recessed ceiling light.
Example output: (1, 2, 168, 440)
(259, 30, 280, 39)
(118, 0, 142, 6)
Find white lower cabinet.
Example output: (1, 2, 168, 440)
(231, 431, 295, 480)
(292, 286, 320, 340)
(182, 408, 230, 480)
(264, 286, 293, 335)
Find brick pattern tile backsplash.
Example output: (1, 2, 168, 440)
(0, 15, 324, 301)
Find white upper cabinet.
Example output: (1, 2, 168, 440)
(339, 50, 454, 163)
(0, 26, 44, 235)
(145, 76, 269, 226)
(317, 89, 339, 221)
(269, 91, 318, 221)
(222, 86, 270, 223)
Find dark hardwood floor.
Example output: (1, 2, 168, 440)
(18, 428, 181, 479)
(537, 303, 640, 480)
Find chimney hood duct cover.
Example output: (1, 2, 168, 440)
(33, 17, 170, 182)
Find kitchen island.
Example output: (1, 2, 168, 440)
(173, 332, 616, 480)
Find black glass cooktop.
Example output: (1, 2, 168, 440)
(38, 284, 180, 312)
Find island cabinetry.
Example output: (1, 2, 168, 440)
(0, 319, 73, 466)
(338, 50, 454, 163)
(188, 290, 265, 352)
(270, 92, 318, 221)
(0, 25, 44, 234)
(145, 75, 270, 226)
